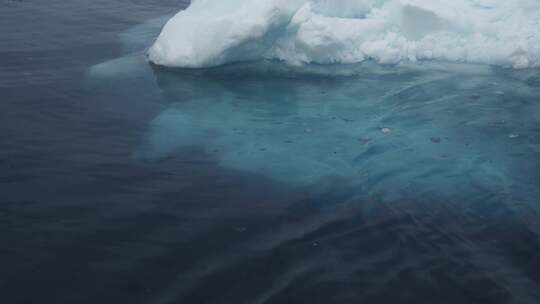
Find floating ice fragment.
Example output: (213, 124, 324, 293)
(358, 137, 372, 144)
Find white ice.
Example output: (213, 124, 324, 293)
(149, 0, 540, 69)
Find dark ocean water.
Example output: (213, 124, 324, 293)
(2, 1, 540, 303)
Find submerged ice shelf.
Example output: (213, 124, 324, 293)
(149, 0, 540, 69)
(133, 63, 540, 206)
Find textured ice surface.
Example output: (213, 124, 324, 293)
(149, 0, 540, 68)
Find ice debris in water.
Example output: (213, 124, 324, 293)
(149, 0, 540, 69)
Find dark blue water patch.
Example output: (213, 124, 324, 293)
(4, 186, 539, 304)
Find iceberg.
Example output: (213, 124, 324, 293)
(87, 16, 540, 203)
(149, 0, 540, 69)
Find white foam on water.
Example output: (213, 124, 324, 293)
(149, 0, 540, 68)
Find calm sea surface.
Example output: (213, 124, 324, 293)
(2, 1, 540, 303)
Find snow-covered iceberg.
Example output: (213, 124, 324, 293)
(148, 0, 540, 69)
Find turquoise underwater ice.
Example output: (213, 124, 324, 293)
(91, 15, 540, 209)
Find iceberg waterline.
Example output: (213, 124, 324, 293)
(148, 0, 540, 69)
